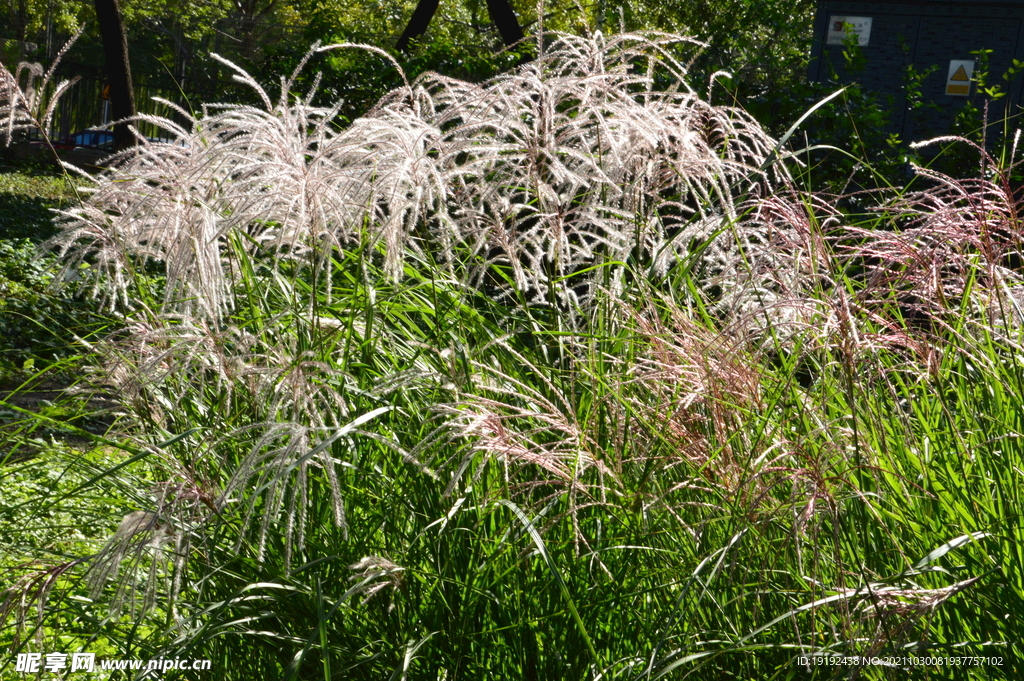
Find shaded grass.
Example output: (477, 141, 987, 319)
(0, 160, 99, 381)
(0, 159, 75, 242)
(0, 161, 113, 464)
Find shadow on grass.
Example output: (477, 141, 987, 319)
(0, 190, 64, 242)
(0, 158, 115, 457)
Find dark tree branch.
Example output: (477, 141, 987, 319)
(485, 0, 524, 47)
(397, 0, 524, 53)
(94, 0, 136, 150)
(395, 0, 441, 53)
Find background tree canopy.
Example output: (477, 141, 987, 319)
(0, 0, 817, 129)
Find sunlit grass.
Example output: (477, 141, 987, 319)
(1, 30, 1022, 681)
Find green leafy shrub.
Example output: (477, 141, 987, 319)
(0, 162, 104, 381)
(0, 240, 100, 374)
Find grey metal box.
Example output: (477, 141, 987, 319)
(809, 0, 1024, 139)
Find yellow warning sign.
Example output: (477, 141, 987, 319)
(945, 60, 975, 97)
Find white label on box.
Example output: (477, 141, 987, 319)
(827, 16, 873, 46)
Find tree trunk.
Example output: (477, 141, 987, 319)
(395, 0, 441, 53)
(12, 0, 26, 41)
(93, 0, 136, 150)
(397, 0, 524, 52)
(485, 0, 524, 47)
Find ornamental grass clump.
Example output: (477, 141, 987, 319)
(47, 32, 790, 320)
(0, 30, 81, 148)
(22, 33, 817, 641)
(35, 30, 807, 577)
(845, 135, 1024, 340)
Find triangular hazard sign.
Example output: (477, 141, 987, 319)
(951, 65, 969, 82)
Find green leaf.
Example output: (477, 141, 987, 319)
(913, 532, 990, 570)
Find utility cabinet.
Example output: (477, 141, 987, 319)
(809, 0, 1024, 140)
